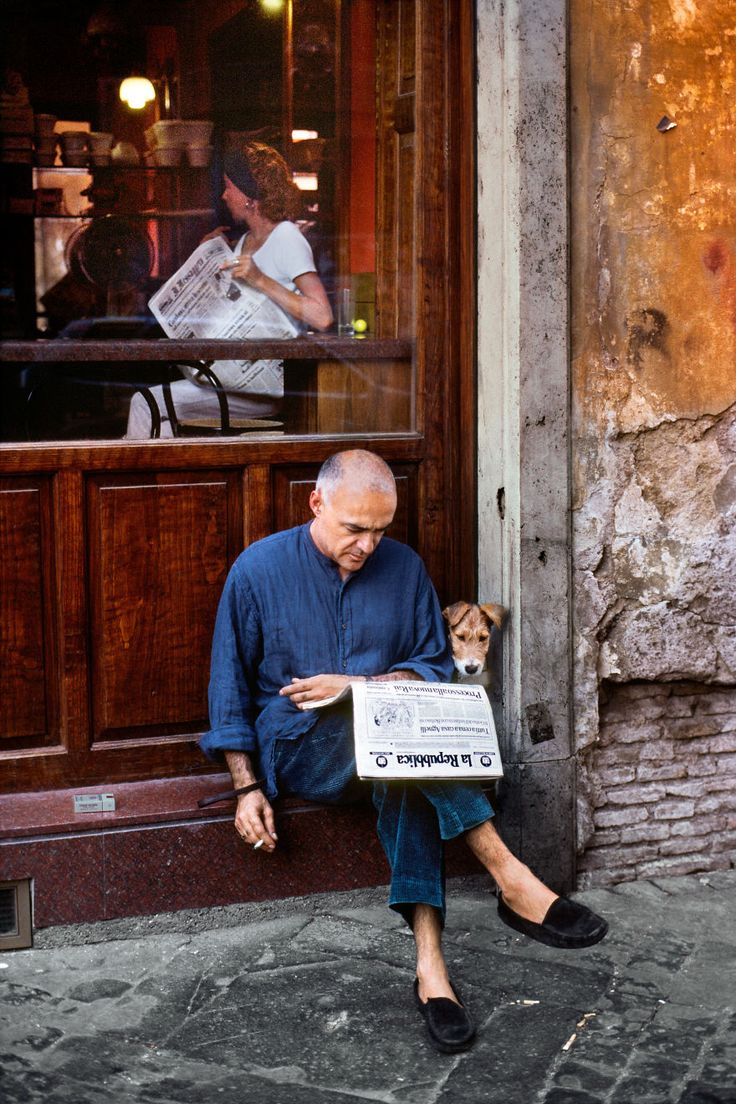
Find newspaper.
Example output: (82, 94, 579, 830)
(148, 236, 299, 396)
(304, 680, 503, 780)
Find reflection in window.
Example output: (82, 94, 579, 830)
(0, 0, 413, 443)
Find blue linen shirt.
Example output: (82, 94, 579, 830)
(200, 522, 454, 796)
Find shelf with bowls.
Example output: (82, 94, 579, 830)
(144, 119, 214, 170)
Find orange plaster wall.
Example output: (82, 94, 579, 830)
(570, 2, 736, 883)
(570, 0, 736, 432)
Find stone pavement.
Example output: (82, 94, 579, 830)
(1, 870, 735, 1104)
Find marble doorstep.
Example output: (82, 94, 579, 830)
(0, 805, 396, 927)
(0, 773, 235, 839)
(0, 777, 484, 927)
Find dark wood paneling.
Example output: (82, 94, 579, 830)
(315, 359, 413, 434)
(399, 0, 417, 91)
(376, 1, 400, 337)
(0, 436, 425, 475)
(86, 472, 240, 741)
(243, 464, 273, 548)
(390, 467, 418, 550)
(54, 470, 90, 759)
(0, 478, 56, 747)
(272, 468, 317, 533)
(411, 0, 476, 602)
(448, 0, 478, 602)
(376, 0, 478, 601)
(0, 338, 413, 363)
(397, 134, 416, 339)
(374, 0, 475, 501)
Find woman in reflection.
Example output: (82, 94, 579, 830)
(125, 141, 332, 438)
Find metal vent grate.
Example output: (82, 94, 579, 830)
(0, 885, 18, 934)
(0, 880, 32, 950)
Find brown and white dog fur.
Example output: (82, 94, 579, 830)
(442, 601, 508, 685)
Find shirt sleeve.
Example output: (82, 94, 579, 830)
(387, 561, 455, 683)
(275, 222, 317, 282)
(199, 565, 261, 763)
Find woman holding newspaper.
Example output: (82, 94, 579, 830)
(125, 141, 333, 438)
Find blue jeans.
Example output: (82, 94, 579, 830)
(271, 704, 494, 925)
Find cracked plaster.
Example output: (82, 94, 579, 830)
(570, 0, 736, 868)
(573, 370, 736, 752)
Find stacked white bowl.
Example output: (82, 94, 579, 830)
(59, 130, 89, 168)
(146, 121, 182, 166)
(34, 114, 57, 166)
(176, 120, 214, 167)
(145, 120, 214, 167)
(88, 132, 113, 166)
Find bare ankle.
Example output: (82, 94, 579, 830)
(415, 961, 458, 1004)
(496, 863, 558, 924)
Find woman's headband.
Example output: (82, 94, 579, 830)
(223, 152, 261, 200)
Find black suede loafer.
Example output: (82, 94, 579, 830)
(498, 894, 608, 949)
(413, 979, 476, 1054)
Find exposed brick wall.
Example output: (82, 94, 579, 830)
(578, 682, 736, 887)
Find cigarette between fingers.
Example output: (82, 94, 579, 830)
(253, 839, 265, 850)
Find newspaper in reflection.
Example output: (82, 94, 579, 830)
(148, 236, 299, 397)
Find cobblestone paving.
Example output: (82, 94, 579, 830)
(1, 872, 734, 1103)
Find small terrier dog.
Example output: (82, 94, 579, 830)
(442, 601, 508, 682)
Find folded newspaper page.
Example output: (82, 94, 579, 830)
(148, 236, 299, 396)
(306, 680, 502, 780)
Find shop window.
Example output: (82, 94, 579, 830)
(0, 0, 413, 442)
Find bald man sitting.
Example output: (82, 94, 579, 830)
(200, 449, 607, 1053)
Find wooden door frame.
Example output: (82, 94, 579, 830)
(376, 0, 477, 603)
(424, 0, 477, 602)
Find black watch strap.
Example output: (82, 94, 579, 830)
(197, 778, 265, 808)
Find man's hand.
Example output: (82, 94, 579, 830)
(279, 674, 354, 708)
(224, 750, 277, 852)
(235, 789, 278, 852)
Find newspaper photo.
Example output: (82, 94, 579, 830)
(148, 236, 299, 396)
(348, 681, 503, 781)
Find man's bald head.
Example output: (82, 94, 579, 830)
(309, 451, 397, 578)
(316, 450, 396, 504)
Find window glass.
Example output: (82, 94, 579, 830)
(0, 0, 414, 442)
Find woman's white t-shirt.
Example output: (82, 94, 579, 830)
(248, 220, 316, 293)
(184, 221, 317, 398)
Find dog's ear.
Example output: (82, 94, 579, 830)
(442, 601, 471, 628)
(479, 603, 508, 631)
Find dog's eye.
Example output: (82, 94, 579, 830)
(479, 633, 489, 642)
(456, 633, 467, 642)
